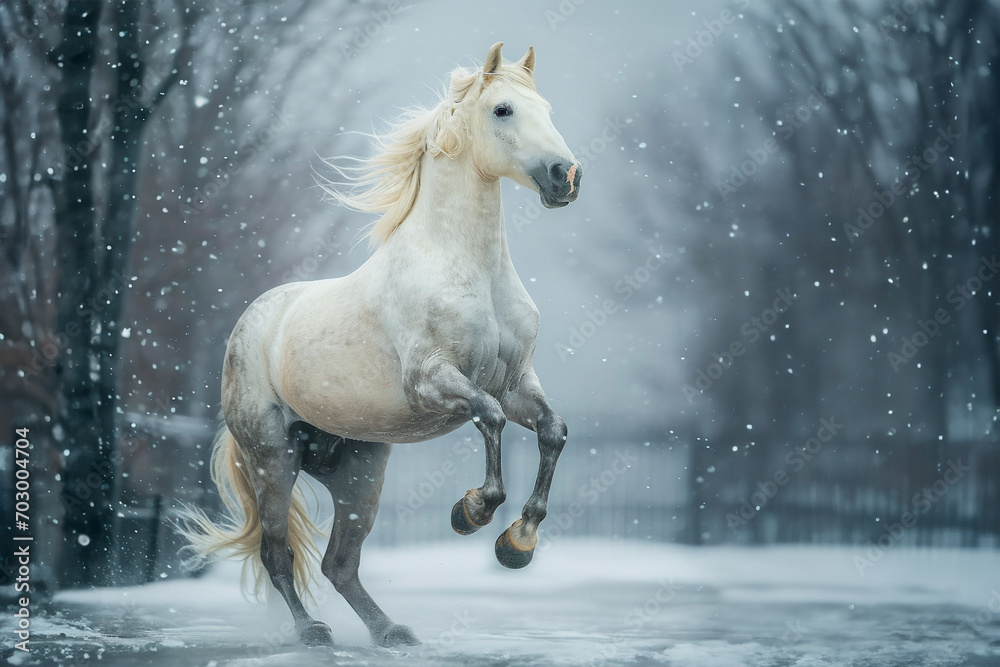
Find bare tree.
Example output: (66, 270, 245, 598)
(2, 0, 371, 589)
(616, 0, 1000, 544)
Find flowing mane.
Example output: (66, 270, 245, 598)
(320, 61, 537, 248)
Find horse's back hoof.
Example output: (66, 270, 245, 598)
(450, 498, 482, 535)
(376, 623, 420, 647)
(495, 529, 534, 569)
(300, 621, 334, 646)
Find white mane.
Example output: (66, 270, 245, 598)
(319, 62, 537, 248)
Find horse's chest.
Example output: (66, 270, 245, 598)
(465, 295, 538, 394)
(391, 261, 539, 397)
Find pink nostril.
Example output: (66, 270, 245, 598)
(566, 163, 578, 195)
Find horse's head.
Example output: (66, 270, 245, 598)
(322, 43, 584, 247)
(462, 42, 582, 208)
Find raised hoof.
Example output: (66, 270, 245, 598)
(300, 621, 334, 646)
(375, 623, 420, 647)
(495, 529, 534, 569)
(450, 498, 483, 535)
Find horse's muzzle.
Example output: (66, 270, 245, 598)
(532, 159, 582, 209)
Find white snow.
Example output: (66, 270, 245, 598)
(4, 539, 998, 665)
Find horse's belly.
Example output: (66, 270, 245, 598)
(287, 373, 462, 443)
(278, 326, 463, 443)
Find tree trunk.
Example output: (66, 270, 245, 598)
(99, 0, 150, 577)
(53, 0, 113, 588)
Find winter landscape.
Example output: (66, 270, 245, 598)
(2, 0, 999, 665)
(11, 540, 1000, 666)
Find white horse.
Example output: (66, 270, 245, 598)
(181, 42, 582, 648)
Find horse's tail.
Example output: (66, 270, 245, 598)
(177, 425, 323, 600)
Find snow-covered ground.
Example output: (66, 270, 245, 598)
(3, 539, 999, 666)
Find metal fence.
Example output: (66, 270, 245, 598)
(699, 438, 1000, 548)
(116, 416, 1000, 587)
(367, 427, 689, 548)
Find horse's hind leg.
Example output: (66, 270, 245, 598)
(237, 410, 333, 646)
(299, 429, 419, 647)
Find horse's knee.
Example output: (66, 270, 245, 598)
(539, 413, 567, 452)
(320, 559, 339, 586)
(471, 397, 506, 434)
(321, 555, 357, 592)
(259, 521, 290, 553)
(259, 534, 292, 571)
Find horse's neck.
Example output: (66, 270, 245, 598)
(402, 152, 508, 268)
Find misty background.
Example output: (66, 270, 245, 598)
(1, 0, 998, 595)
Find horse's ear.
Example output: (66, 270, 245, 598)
(516, 46, 535, 75)
(483, 42, 503, 75)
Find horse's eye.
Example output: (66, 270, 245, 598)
(493, 103, 512, 118)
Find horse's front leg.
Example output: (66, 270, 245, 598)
(407, 362, 507, 533)
(496, 368, 568, 569)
